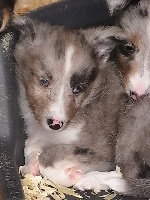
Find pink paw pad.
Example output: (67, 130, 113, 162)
(64, 167, 83, 183)
(24, 158, 40, 176)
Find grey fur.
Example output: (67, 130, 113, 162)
(117, 98, 150, 198)
(115, 0, 150, 197)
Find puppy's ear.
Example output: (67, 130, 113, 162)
(80, 26, 125, 63)
(93, 38, 117, 63)
(106, 0, 131, 15)
(12, 16, 38, 40)
(138, 0, 150, 18)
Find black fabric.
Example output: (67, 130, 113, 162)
(28, 0, 112, 29)
(0, 29, 24, 199)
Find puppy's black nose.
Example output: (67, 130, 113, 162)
(47, 118, 63, 130)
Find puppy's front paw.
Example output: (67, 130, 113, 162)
(74, 171, 109, 191)
(21, 158, 40, 176)
(74, 170, 127, 192)
(107, 177, 128, 193)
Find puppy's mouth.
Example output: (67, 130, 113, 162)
(130, 91, 149, 101)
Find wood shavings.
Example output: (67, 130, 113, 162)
(19, 167, 83, 200)
(1, 32, 13, 53)
(19, 166, 122, 200)
(99, 192, 118, 200)
(104, 192, 118, 200)
(55, 184, 83, 198)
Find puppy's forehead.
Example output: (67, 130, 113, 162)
(40, 30, 94, 74)
(17, 25, 95, 80)
(41, 28, 81, 53)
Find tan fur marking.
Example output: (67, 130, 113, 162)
(130, 34, 140, 47)
(117, 52, 139, 90)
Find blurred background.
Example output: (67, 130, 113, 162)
(14, 0, 60, 15)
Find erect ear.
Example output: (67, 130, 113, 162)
(80, 26, 126, 63)
(11, 16, 43, 42)
(106, 0, 131, 15)
(94, 37, 118, 62)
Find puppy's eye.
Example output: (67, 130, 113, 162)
(73, 85, 84, 95)
(39, 77, 49, 87)
(119, 42, 135, 57)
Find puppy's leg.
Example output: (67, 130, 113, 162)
(115, 99, 150, 197)
(116, 144, 141, 180)
(39, 160, 83, 187)
(74, 170, 127, 192)
(21, 138, 44, 176)
(38, 144, 84, 187)
(114, 127, 142, 195)
(22, 156, 40, 176)
(116, 139, 150, 197)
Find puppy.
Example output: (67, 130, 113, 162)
(75, 1, 150, 198)
(77, 1, 150, 197)
(115, 0, 150, 197)
(13, 17, 126, 187)
(0, 0, 16, 31)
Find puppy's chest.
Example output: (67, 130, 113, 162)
(58, 123, 85, 144)
(27, 119, 85, 145)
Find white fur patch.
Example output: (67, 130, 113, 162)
(129, 69, 150, 96)
(65, 46, 74, 74)
(50, 46, 75, 121)
(74, 170, 127, 193)
(58, 123, 84, 143)
(39, 160, 78, 187)
(106, 0, 127, 14)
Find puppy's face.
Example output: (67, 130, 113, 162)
(117, 0, 150, 99)
(14, 24, 97, 131)
(14, 17, 123, 131)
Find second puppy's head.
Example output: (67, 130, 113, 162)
(116, 0, 150, 100)
(13, 17, 123, 131)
